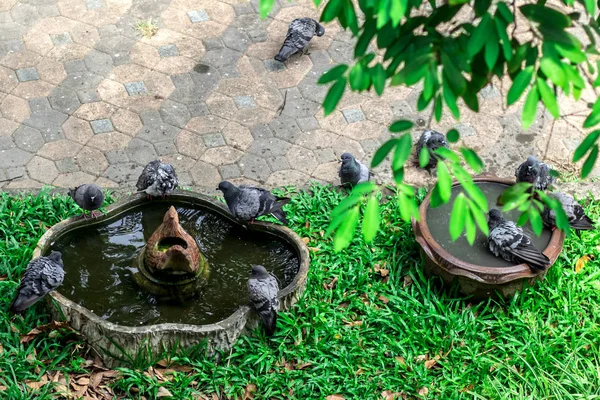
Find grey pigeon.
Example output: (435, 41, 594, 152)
(136, 159, 179, 199)
(515, 155, 556, 191)
(339, 153, 372, 187)
(68, 183, 104, 218)
(487, 209, 550, 272)
(10, 251, 64, 314)
(416, 129, 449, 171)
(217, 181, 290, 224)
(247, 265, 279, 336)
(274, 18, 325, 62)
(542, 192, 594, 234)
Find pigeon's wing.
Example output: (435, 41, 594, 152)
(555, 193, 595, 230)
(536, 163, 555, 190)
(358, 161, 372, 183)
(156, 164, 179, 194)
(495, 222, 549, 270)
(284, 18, 316, 50)
(136, 160, 160, 191)
(234, 187, 262, 220)
(248, 275, 279, 336)
(11, 257, 64, 313)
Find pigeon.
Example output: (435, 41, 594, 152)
(416, 129, 449, 171)
(339, 153, 372, 187)
(217, 181, 290, 224)
(542, 192, 594, 234)
(274, 18, 325, 62)
(68, 184, 104, 218)
(487, 209, 550, 272)
(136, 160, 179, 199)
(247, 265, 279, 336)
(10, 251, 64, 314)
(515, 155, 556, 191)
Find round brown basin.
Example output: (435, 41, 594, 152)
(411, 175, 565, 299)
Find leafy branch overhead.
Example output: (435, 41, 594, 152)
(260, 0, 599, 249)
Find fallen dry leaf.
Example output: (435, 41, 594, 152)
(157, 386, 173, 397)
(424, 359, 437, 369)
(0, 344, 3, 354)
(25, 375, 49, 390)
(460, 384, 475, 392)
(90, 372, 103, 389)
(403, 276, 413, 288)
(156, 359, 170, 367)
(379, 269, 390, 277)
(170, 364, 193, 373)
(344, 320, 364, 327)
(378, 295, 389, 304)
(417, 387, 429, 396)
(308, 246, 321, 253)
(0, 275, 6, 281)
(304, 220, 310, 229)
(0, 386, 6, 391)
(302, 237, 310, 244)
(296, 362, 312, 370)
(576, 255, 592, 273)
(326, 395, 345, 400)
(381, 390, 405, 400)
(324, 276, 338, 290)
(20, 321, 73, 344)
(101, 370, 119, 379)
(355, 368, 364, 375)
(395, 356, 406, 365)
(415, 354, 428, 363)
(243, 383, 257, 399)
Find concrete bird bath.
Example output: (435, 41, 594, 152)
(412, 174, 565, 300)
(33, 191, 309, 367)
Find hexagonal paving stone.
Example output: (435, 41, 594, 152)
(50, 32, 73, 46)
(219, 163, 241, 179)
(342, 108, 366, 124)
(159, 100, 191, 129)
(27, 156, 58, 183)
(234, 95, 256, 109)
(203, 133, 226, 148)
(264, 59, 285, 72)
(104, 163, 143, 183)
(75, 147, 108, 175)
(56, 158, 80, 173)
(158, 44, 179, 57)
(48, 87, 81, 114)
(124, 81, 147, 96)
(16, 67, 39, 82)
(91, 119, 114, 134)
(0, 148, 34, 168)
(13, 125, 44, 152)
(188, 9, 210, 23)
(126, 138, 158, 165)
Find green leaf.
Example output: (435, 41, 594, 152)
(371, 138, 398, 168)
(389, 0, 407, 27)
(460, 147, 485, 173)
(259, 0, 275, 19)
(554, 42, 586, 63)
(371, 64, 386, 96)
(520, 4, 571, 29)
(584, 0, 596, 15)
(540, 55, 566, 90)
(434, 94, 443, 122)
(443, 78, 460, 119)
(430, 185, 444, 208)
(330, 192, 363, 220)
(389, 119, 414, 132)
(474, 0, 491, 17)
(349, 63, 370, 91)
(355, 19, 376, 58)
(362, 194, 380, 242)
(318, 65, 348, 84)
(498, 182, 532, 206)
(449, 193, 467, 241)
(397, 189, 419, 222)
(446, 129, 459, 143)
(496, 2, 514, 23)
(536, 77, 559, 118)
(436, 162, 452, 202)
(322, 78, 347, 116)
(468, 14, 492, 58)
(448, 0, 469, 5)
(322, 0, 343, 22)
(485, 36, 499, 70)
(583, 98, 600, 128)
(468, 199, 489, 236)
(494, 18, 512, 61)
(434, 147, 460, 164)
(334, 205, 360, 251)
(529, 207, 543, 236)
(582, 145, 599, 178)
(392, 133, 413, 170)
(573, 130, 600, 162)
(419, 147, 430, 168)
(343, 0, 359, 35)
(376, 0, 390, 29)
(522, 85, 539, 130)
(516, 209, 530, 226)
(507, 66, 534, 105)
(465, 209, 477, 245)
(441, 53, 466, 95)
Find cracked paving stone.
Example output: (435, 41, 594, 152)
(16, 67, 39, 82)
(158, 44, 179, 57)
(203, 133, 226, 148)
(124, 81, 147, 96)
(91, 119, 114, 134)
(219, 164, 241, 179)
(234, 95, 256, 109)
(50, 32, 72, 46)
(188, 9, 209, 23)
(343, 108, 366, 123)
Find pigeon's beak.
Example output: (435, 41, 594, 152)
(338, 159, 342, 163)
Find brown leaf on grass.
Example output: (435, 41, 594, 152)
(170, 364, 193, 373)
(0, 275, 6, 281)
(324, 276, 338, 290)
(156, 359, 170, 367)
(379, 269, 390, 277)
(157, 386, 173, 397)
(424, 359, 437, 369)
(326, 395, 345, 400)
(10, 323, 19, 333)
(101, 370, 119, 379)
(20, 321, 73, 343)
(89, 372, 103, 389)
(211, 393, 219, 400)
(0, 344, 3, 354)
(26, 349, 37, 364)
(403, 276, 413, 288)
(417, 386, 429, 396)
(296, 362, 312, 370)
(415, 354, 427, 363)
(243, 383, 257, 399)
(344, 320, 363, 327)
(308, 246, 321, 253)
(378, 295, 389, 304)
(25, 375, 49, 389)
(301, 237, 310, 244)
(395, 356, 406, 365)
(576, 255, 592, 273)
(0, 386, 6, 391)
(460, 384, 475, 392)
(381, 390, 406, 400)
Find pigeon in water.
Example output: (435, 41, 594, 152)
(339, 153, 372, 187)
(217, 181, 290, 224)
(416, 129, 449, 172)
(136, 160, 179, 199)
(515, 155, 556, 191)
(68, 183, 104, 218)
(247, 265, 279, 336)
(542, 192, 594, 234)
(487, 209, 550, 272)
(10, 251, 64, 314)
(274, 17, 325, 62)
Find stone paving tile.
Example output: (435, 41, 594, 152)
(0, 0, 596, 192)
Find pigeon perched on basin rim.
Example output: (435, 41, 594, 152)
(217, 181, 290, 224)
(415, 129, 449, 171)
(541, 192, 594, 234)
(136, 159, 179, 199)
(247, 265, 279, 336)
(338, 152, 372, 187)
(487, 209, 550, 273)
(10, 251, 64, 314)
(68, 183, 104, 218)
(515, 155, 556, 191)
(274, 18, 325, 62)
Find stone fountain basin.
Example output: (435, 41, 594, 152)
(411, 175, 565, 300)
(33, 191, 309, 367)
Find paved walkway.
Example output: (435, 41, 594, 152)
(0, 0, 597, 192)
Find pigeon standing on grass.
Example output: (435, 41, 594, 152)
(416, 129, 449, 172)
(136, 160, 179, 199)
(487, 209, 550, 272)
(515, 155, 556, 191)
(339, 153, 372, 187)
(542, 192, 594, 234)
(217, 181, 290, 224)
(10, 251, 64, 314)
(274, 18, 325, 62)
(247, 265, 279, 337)
(68, 184, 104, 218)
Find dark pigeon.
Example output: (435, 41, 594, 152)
(274, 17, 325, 62)
(515, 155, 555, 191)
(487, 209, 550, 272)
(247, 265, 279, 336)
(416, 129, 449, 171)
(10, 251, 64, 314)
(217, 181, 290, 224)
(136, 160, 178, 199)
(542, 192, 594, 234)
(339, 152, 372, 187)
(68, 183, 104, 218)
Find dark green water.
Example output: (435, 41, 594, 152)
(426, 182, 552, 267)
(47, 201, 299, 326)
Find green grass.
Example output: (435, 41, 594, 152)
(1, 185, 600, 399)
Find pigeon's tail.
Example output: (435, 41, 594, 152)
(513, 247, 550, 273)
(67, 187, 77, 200)
(270, 197, 291, 225)
(9, 293, 36, 314)
(271, 208, 288, 225)
(275, 44, 296, 62)
(257, 303, 278, 337)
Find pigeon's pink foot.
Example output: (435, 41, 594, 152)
(161, 194, 167, 199)
(91, 210, 103, 218)
(249, 218, 255, 225)
(146, 194, 153, 200)
(552, 226, 557, 232)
